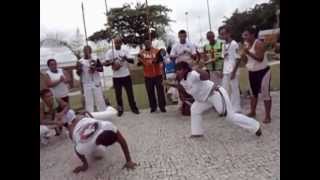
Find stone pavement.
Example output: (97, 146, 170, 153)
(40, 91, 280, 180)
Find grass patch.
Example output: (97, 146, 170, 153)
(70, 63, 280, 111)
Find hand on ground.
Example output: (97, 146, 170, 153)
(122, 161, 138, 170)
(73, 164, 88, 174)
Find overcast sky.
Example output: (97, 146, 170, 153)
(40, 0, 269, 44)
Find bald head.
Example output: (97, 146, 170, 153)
(83, 45, 92, 58)
(144, 39, 152, 50)
(206, 31, 215, 43)
(114, 37, 122, 49)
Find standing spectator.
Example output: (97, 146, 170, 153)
(77, 45, 107, 113)
(203, 31, 224, 85)
(104, 38, 140, 117)
(170, 30, 197, 65)
(220, 26, 242, 113)
(45, 59, 70, 103)
(138, 40, 166, 113)
(241, 26, 272, 123)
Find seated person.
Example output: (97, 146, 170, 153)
(61, 110, 137, 173)
(40, 88, 73, 136)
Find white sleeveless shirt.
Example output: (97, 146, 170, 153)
(246, 39, 269, 72)
(46, 68, 69, 98)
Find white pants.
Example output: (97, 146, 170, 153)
(222, 73, 241, 112)
(83, 84, 106, 112)
(190, 87, 260, 135)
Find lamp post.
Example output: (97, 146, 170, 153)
(185, 11, 190, 41)
(206, 0, 212, 31)
(81, 2, 88, 46)
(198, 16, 203, 46)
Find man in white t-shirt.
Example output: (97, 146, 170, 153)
(170, 30, 197, 65)
(175, 61, 261, 138)
(220, 26, 242, 113)
(59, 111, 137, 174)
(45, 59, 70, 103)
(77, 46, 107, 113)
(104, 38, 139, 117)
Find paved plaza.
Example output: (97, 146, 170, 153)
(40, 91, 280, 180)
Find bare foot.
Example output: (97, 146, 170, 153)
(263, 116, 271, 124)
(246, 112, 256, 117)
(190, 135, 204, 138)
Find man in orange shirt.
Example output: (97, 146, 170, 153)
(138, 40, 166, 113)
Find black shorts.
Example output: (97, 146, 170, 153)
(248, 66, 270, 98)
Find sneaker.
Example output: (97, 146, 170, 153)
(150, 109, 157, 113)
(160, 108, 166, 113)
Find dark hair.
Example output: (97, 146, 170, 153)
(207, 31, 214, 36)
(178, 30, 187, 35)
(40, 88, 52, 97)
(47, 59, 56, 67)
(222, 25, 232, 33)
(96, 130, 118, 146)
(218, 26, 224, 34)
(244, 25, 258, 38)
(175, 61, 192, 72)
(83, 45, 92, 53)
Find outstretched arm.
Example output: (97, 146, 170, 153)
(116, 131, 137, 170)
(73, 147, 89, 174)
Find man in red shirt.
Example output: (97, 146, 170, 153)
(138, 40, 166, 113)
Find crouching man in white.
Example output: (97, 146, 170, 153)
(175, 61, 262, 137)
(60, 110, 137, 174)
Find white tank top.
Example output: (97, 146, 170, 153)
(246, 39, 268, 72)
(46, 68, 69, 98)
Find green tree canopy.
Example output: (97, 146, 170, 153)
(89, 3, 172, 47)
(222, 0, 279, 42)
